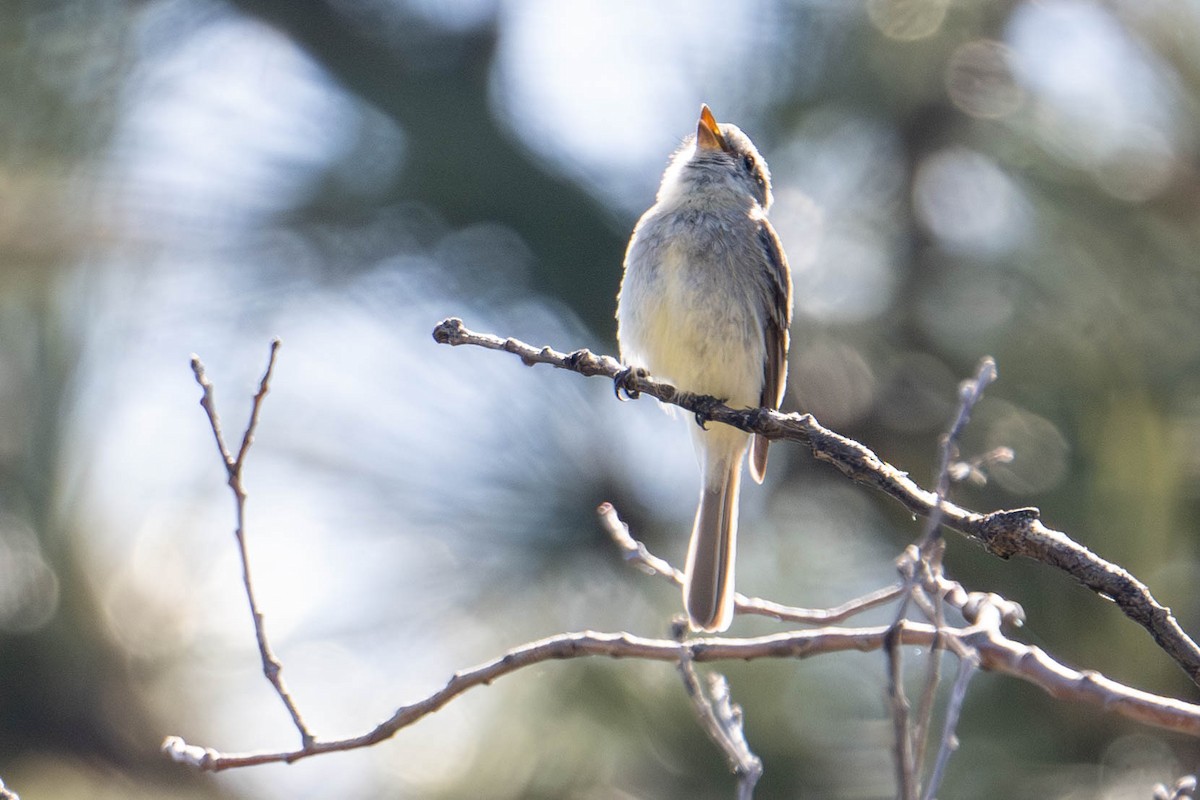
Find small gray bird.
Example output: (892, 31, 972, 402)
(616, 105, 793, 632)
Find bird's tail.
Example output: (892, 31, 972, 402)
(683, 453, 742, 632)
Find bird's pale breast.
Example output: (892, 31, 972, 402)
(620, 207, 767, 411)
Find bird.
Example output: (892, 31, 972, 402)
(616, 104, 793, 632)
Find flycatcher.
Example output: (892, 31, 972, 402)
(616, 104, 793, 632)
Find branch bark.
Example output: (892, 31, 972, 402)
(164, 618, 1200, 771)
(166, 332, 1200, 785)
(678, 650, 762, 798)
(190, 340, 314, 748)
(432, 317, 1200, 688)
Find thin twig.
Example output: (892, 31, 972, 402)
(190, 340, 313, 748)
(597, 502, 904, 625)
(910, 360, 995, 787)
(885, 623, 917, 800)
(921, 358, 997, 552)
(600, 500, 1011, 634)
(921, 652, 978, 800)
(708, 674, 763, 800)
(164, 619, 1200, 771)
(901, 544, 940, 785)
(910, 622, 943, 787)
(597, 501, 684, 582)
(883, 547, 924, 800)
(433, 319, 1200, 687)
(678, 643, 762, 798)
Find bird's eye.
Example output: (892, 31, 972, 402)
(741, 154, 755, 173)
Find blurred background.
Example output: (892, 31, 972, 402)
(2, 0, 1200, 797)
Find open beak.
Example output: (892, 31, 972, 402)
(696, 104, 728, 152)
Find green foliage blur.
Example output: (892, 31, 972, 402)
(2, 0, 1200, 798)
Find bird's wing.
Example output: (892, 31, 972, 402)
(749, 217, 793, 483)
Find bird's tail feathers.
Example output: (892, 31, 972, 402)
(683, 456, 742, 632)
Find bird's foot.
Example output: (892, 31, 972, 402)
(613, 365, 648, 401)
(677, 392, 727, 430)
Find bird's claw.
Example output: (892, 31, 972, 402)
(678, 392, 726, 430)
(613, 366, 647, 401)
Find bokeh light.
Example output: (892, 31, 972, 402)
(3, 0, 1200, 798)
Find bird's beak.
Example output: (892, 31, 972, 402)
(696, 104, 728, 152)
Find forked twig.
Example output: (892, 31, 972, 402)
(189, 340, 313, 747)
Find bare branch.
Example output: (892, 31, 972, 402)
(678, 644, 763, 798)
(908, 580, 944, 779)
(0, 775, 19, 800)
(922, 357, 997, 550)
(189, 354, 235, 470)
(706, 674, 762, 800)
(166, 326, 1200, 787)
(434, 319, 1200, 687)
(921, 654, 977, 800)
(234, 338, 281, 469)
(884, 623, 917, 800)
(597, 501, 683, 583)
(920, 357, 996, 563)
(597, 502, 904, 625)
(165, 618, 1200, 771)
(907, 358, 995, 788)
(190, 340, 313, 748)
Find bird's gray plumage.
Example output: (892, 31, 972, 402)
(616, 105, 793, 632)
